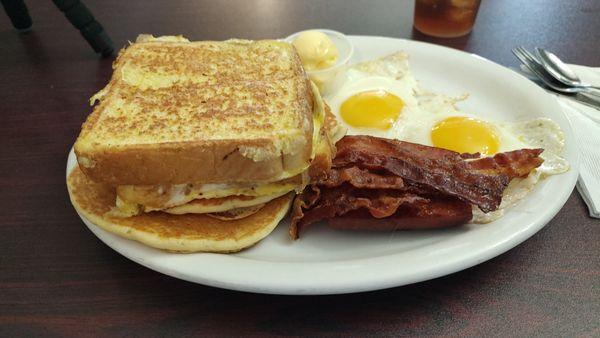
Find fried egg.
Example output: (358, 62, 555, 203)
(326, 52, 570, 223)
(328, 52, 419, 139)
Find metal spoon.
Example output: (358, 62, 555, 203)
(536, 47, 600, 91)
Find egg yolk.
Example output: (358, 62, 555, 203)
(340, 90, 404, 130)
(431, 116, 500, 155)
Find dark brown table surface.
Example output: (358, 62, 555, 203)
(2, 0, 599, 336)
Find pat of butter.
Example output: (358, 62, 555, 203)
(292, 31, 339, 71)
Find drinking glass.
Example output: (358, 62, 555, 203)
(414, 0, 482, 38)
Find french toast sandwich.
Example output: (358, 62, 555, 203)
(68, 35, 338, 252)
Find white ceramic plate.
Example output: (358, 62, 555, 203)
(67, 36, 579, 295)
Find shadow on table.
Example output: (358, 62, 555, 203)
(101, 257, 513, 336)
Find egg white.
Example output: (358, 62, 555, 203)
(326, 51, 570, 223)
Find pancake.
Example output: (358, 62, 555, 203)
(67, 167, 293, 253)
(207, 204, 266, 221)
(163, 191, 290, 215)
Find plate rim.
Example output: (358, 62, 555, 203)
(67, 35, 579, 295)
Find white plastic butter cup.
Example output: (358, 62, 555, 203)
(284, 29, 354, 96)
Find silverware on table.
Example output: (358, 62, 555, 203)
(512, 46, 588, 94)
(510, 68, 600, 111)
(535, 47, 600, 91)
(511, 47, 600, 111)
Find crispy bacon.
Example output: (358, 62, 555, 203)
(333, 136, 512, 212)
(316, 166, 405, 189)
(465, 148, 544, 179)
(328, 197, 473, 231)
(290, 184, 471, 238)
(290, 135, 545, 239)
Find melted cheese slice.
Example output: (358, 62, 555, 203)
(163, 191, 290, 215)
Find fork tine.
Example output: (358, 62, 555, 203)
(516, 46, 530, 58)
(512, 48, 530, 67)
(515, 46, 530, 60)
(512, 48, 546, 80)
(518, 48, 546, 75)
(515, 46, 531, 61)
(518, 47, 541, 65)
(520, 48, 536, 62)
(511, 47, 523, 57)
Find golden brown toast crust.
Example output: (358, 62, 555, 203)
(76, 139, 310, 185)
(74, 38, 315, 185)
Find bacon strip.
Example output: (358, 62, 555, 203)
(333, 136, 514, 212)
(315, 186, 426, 217)
(290, 185, 472, 238)
(316, 166, 405, 189)
(465, 148, 544, 179)
(328, 197, 473, 232)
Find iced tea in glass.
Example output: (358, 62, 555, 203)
(414, 0, 482, 38)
